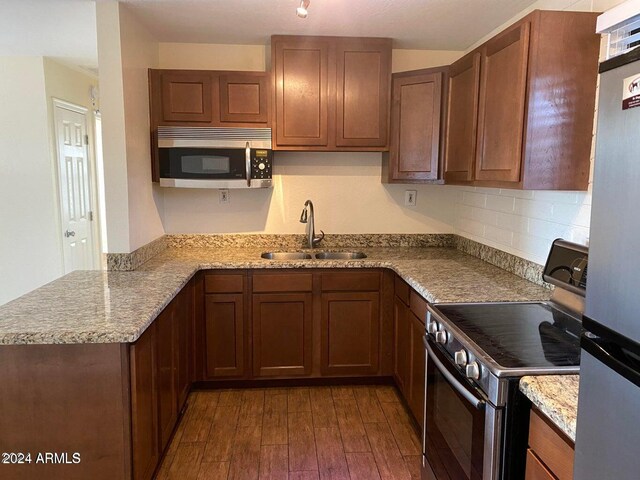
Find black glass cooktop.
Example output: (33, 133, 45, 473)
(434, 302, 582, 369)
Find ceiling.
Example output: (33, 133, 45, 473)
(121, 0, 540, 50)
(0, 0, 98, 71)
(0, 0, 543, 71)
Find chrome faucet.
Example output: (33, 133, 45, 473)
(299, 200, 324, 248)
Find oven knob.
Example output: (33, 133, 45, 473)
(435, 330, 448, 344)
(454, 349, 468, 367)
(258, 163, 266, 171)
(465, 362, 481, 380)
(427, 321, 438, 335)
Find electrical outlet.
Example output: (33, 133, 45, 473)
(405, 190, 417, 206)
(219, 189, 230, 204)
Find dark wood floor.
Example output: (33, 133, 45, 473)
(156, 385, 422, 480)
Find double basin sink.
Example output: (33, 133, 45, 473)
(261, 251, 367, 260)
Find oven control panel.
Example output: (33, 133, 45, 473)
(426, 310, 494, 402)
(542, 239, 588, 295)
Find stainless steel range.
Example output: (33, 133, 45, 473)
(422, 239, 588, 480)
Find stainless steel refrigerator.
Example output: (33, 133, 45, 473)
(573, 44, 640, 479)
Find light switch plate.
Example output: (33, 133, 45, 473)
(405, 190, 417, 206)
(219, 189, 230, 204)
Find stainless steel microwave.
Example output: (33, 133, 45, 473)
(157, 126, 273, 189)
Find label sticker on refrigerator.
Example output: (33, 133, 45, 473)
(623, 74, 640, 110)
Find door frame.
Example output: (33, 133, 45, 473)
(52, 98, 102, 271)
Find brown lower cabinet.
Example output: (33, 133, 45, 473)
(204, 293, 245, 378)
(253, 292, 313, 376)
(0, 269, 426, 480)
(409, 310, 426, 428)
(392, 277, 427, 428)
(199, 270, 387, 381)
(321, 291, 380, 375)
(526, 408, 575, 480)
(130, 323, 158, 480)
(130, 279, 196, 480)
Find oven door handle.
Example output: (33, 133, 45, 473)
(424, 336, 486, 410)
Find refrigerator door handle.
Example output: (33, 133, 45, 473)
(582, 334, 640, 389)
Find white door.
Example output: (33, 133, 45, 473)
(54, 101, 95, 272)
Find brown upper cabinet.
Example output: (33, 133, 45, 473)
(443, 51, 481, 183)
(383, 67, 448, 183)
(271, 35, 392, 151)
(444, 10, 600, 190)
(149, 69, 270, 128)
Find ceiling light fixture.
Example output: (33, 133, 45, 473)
(296, 0, 310, 18)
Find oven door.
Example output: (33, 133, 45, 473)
(423, 337, 502, 480)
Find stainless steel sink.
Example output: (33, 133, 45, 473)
(314, 251, 367, 260)
(261, 252, 312, 260)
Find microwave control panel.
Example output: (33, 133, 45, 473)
(251, 149, 273, 180)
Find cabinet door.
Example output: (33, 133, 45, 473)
(155, 305, 177, 451)
(389, 71, 443, 181)
(273, 37, 330, 147)
(160, 71, 213, 123)
(526, 450, 556, 480)
(475, 21, 531, 183)
(409, 312, 426, 428)
(204, 294, 245, 378)
(219, 73, 269, 124)
(443, 51, 481, 183)
(335, 38, 391, 147)
(252, 293, 313, 377)
(175, 286, 192, 411)
(130, 324, 158, 480)
(393, 296, 411, 395)
(321, 292, 380, 375)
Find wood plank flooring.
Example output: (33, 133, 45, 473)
(156, 385, 421, 480)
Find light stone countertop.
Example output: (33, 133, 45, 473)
(0, 246, 550, 345)
(520, 375, 580, 442)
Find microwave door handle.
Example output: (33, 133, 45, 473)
(245, 142, 251, 187)
(424, 336, 486, 409)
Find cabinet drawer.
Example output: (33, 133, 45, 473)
(205, 274, 244, 293)
(409, 290, 428, 325)
(525, 449, 555, 480)
(528, 409, 574, 480)
(321, 271, 380, 292)
(253, 273, 313, 292)
(394, 276, 410, 305)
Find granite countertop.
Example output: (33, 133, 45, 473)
(0, 246, 550, 345)
(520, 375, 580, 441)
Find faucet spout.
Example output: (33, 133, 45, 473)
(300, 200, 324, 248)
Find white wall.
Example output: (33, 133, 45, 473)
(449, 0, 627, 265)
(392, 49, 463, 72)
(96, 1, 130, 253)
(159, 43, 267, 71)
(119, 4, 164, 251)
(163, 152, 455, 234)
(97, 2, 164, 253)
(0, 57, 63, 305)
(158, 44, 461, 235)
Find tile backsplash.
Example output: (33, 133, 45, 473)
(453, 187, 592, 265)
